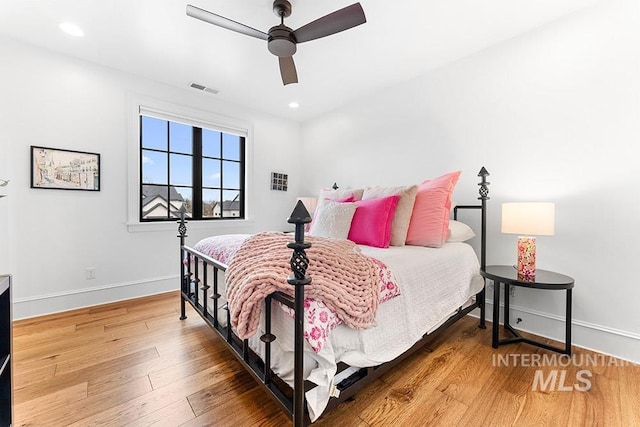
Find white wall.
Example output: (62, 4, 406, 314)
(0, 36, 302, 319)
(301, 0, 640, 362)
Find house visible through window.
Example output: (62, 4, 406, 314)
(140, 115, 245, 221)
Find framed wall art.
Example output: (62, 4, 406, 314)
(271, 172, 288, 191)
(31, 146, 100, 191)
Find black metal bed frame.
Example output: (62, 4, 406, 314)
(178, 167, 490, 426)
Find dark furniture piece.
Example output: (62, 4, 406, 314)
(481, 265, 574, 355)
(0, 275, 12, 426)
(178, 167, 490, 426)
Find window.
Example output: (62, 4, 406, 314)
(140, 115, 245, 221)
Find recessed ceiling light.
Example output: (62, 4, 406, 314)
(60, 22, 84, 37)
(288, 102, 299, 109)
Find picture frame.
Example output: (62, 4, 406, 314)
(271, 172, 288, 191)
(31, 146, 100, 191)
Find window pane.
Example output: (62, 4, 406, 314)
(202, 158, 221, 187)
(203, 129, 221, 158)
(170, 122, 192, 154)
(142, 150, 167, 184)
(222, 133, 241, 161)
(141, 116, 167, 151)
(141, 185, 169, 219)
(170, 154, 192, 186)
(202, 189, 220, 218)
(222, 161, 240, 189)
(174, 187, 192, 219)
(222, 191, 240, 218)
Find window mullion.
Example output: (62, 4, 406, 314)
(193, 128, 203, 220)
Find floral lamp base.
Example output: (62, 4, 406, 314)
(517, 236, 536, 280)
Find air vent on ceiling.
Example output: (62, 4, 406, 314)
(189, 82, 219, 95)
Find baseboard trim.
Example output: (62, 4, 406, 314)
(13, 275, 179, 320)
(477, 299, 640, 364)
(488, 300, 640, 341)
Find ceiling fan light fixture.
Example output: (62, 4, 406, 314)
(268, 25, 297, 57)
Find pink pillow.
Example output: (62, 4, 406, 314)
(328, 194, 355, 203)
(406, 171, 461, 248)
(348, 195, 400, 248)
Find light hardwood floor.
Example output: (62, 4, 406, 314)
(12, 291, 640, 426)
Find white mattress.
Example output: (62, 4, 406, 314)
(197, 241, 483, 421)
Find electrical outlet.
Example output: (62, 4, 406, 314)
(86, 267, 96, 280)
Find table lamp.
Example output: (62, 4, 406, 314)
(501, 202, 555, 279)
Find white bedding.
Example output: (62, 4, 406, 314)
(332, 243, 484, 366)
(194, 241, 483, 421)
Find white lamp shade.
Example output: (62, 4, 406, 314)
(501, 202, 555, 236)
(296, 197, 317, 215)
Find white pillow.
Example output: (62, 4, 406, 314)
(362, 185, 418, 246)
(447, 220, 475, 242)
(309, 200, 357, 239)
(311, 187, 363, 230)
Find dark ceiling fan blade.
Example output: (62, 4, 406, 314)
(186, 5, 268, 41)
(292, 3, 366, 44)
(279, 56, 298, 85)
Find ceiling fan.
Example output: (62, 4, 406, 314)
(186, 0, 366, 85)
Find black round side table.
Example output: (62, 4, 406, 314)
(481, 265, 574, 355)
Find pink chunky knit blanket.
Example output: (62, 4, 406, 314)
(226, 232, 382, 340)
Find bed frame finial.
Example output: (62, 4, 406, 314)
(287, 200, 312, 261)
(478, 167, 490, 201)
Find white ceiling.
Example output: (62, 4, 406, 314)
(0, 0, 598, 122)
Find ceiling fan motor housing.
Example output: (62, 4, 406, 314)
(268, 25, 297, 57)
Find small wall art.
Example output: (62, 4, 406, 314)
(31, 146, 100, 191)
(271, 172, 288, 191)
